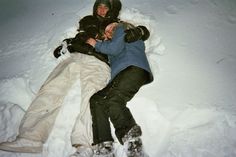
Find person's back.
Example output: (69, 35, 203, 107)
(94, 22, 153, 83)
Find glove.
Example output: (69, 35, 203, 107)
(124, 25, 150, 43)
(53, 41, 68, 58)
(137, 25, 150, 41)
(53, 45, 63, 58)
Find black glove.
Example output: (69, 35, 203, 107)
(124, 25, 150, 43)
(138, 25, 150, 41)
(53, 45, 63, 58)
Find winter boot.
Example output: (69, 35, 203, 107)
(93, 141, 115, 157)
(122, 125, 146, 157)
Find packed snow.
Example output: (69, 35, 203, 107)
(0, 0, 236, 157)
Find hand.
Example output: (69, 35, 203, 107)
(86, 38, 97, 47)
(53, 41, 69, 58)
(137, 25, 150, 41)
(53, 45, 63, 58)
(124, 26, 150, 43)
(124, 27, 142, 43)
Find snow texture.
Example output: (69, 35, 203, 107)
(0, 0, 236, 157)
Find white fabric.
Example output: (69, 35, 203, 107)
(71, 54, 110, 146)
(18, 53, 110, 148)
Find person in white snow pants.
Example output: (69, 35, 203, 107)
(0, 51, 110, 153)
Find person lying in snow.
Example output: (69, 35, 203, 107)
(0, 15, 111, 156)
(0, 0, 151, 157)
(86, 22, 153, 157)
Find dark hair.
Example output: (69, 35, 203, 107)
(79, 15, 100, 38)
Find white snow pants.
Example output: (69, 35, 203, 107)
(18, 53, 110, 147)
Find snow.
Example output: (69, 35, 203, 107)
(0, 0, 236, 157)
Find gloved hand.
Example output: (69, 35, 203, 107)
(124, 25, 150, 43)
(53, 41, 68, 58)
(137, 25, 150, 41)
(53, 45, 63, 58)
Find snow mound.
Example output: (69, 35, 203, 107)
(0, 77, 34, 110)
(0, 102, 25, 143)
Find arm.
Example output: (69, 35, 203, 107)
(53, 33, 109, 64)
(91, 26, 126, 56)
(68, 42, 109, 65)
(52, 32, 88, 58)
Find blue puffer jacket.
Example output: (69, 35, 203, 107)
(95, 24, 153, 82)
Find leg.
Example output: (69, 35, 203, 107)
(70, 55, 110, 147)
(19, 58, 81, 142)
(0, 57, 81, 153)
(107, 66, 149, 144)
(90, 66, 149, 144)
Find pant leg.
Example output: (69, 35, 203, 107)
(90, 66, 150, 144)
(19, 56, 81, 143)
(71, 55, 110, 147)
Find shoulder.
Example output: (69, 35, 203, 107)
(113, 23, 125, 34)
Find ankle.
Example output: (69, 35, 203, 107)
(122, 125, 142, 143)
(93, 141, 114, 155)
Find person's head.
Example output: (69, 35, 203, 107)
(104, 22, 118, 40)
(79, 15, 100, 38)
(93, 0, 111, 18)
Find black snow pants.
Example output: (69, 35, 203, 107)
(90, 66, 150, 145)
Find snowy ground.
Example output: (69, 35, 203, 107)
(0, 0, 236, 157)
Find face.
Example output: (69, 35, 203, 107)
(104, 23, 118, 40)
(96, 4, 109, 17)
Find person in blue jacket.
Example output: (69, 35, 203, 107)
(87, 22, 153, 157)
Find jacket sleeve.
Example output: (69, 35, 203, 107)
(68, 41, 109, 65)
(95, 26, 125, 56)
